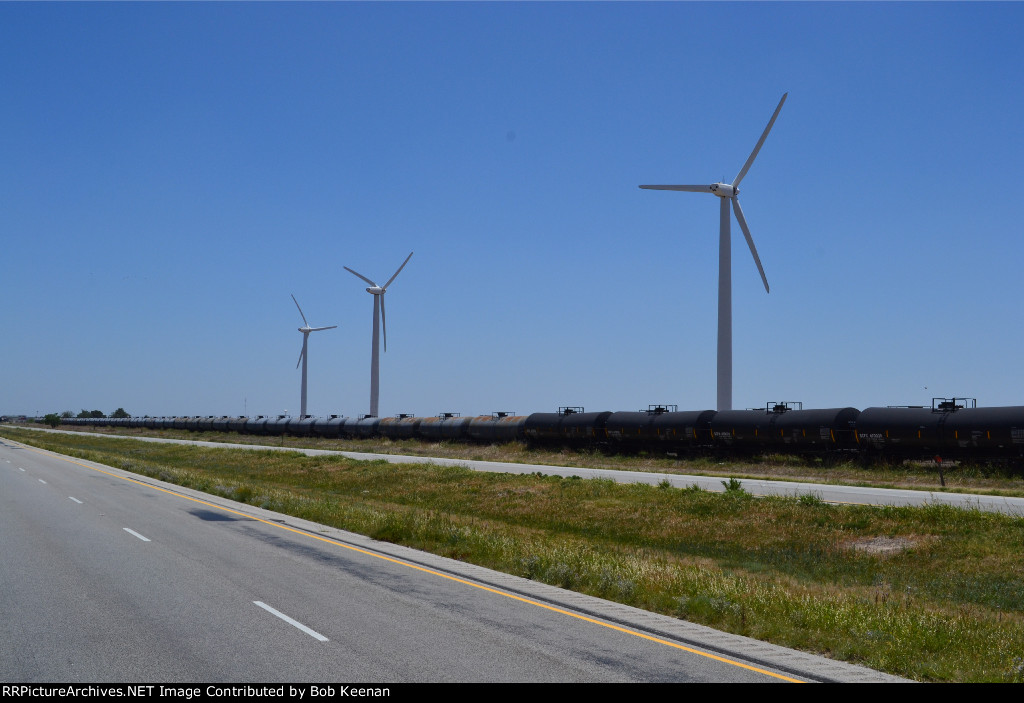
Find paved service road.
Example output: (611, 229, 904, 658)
(0, 437, 904, 683)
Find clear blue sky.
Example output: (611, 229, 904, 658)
(3, 2, 1022, 419)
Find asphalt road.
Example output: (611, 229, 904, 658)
(0, 436, 904, 683)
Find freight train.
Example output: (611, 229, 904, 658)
(59, 398, 1024, 467)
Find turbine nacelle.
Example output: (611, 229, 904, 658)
(297, 323, 336, 335)
(709, 183, 736, 198)
(366, 286, 384, 295)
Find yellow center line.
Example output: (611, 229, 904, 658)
(18, 440, 805, 683)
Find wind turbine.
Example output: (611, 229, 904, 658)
(344, 251, 413, 417)
(640, 93, 787, 412)
(291, 294, 337, 418)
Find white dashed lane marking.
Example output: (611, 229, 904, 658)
(253, 601, 329, 642)
(123, 528, 151, 542)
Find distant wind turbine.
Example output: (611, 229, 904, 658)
(640, 93, 787, 412)
(291, 294, 337, 418)
(344, 251, 413, 417)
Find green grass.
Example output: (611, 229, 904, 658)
(5, 426, 1024, 682)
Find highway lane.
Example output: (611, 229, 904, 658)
(12, 427, 1024, 515)
(0, 437, 904, 683)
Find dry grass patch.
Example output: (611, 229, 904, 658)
(845, 535, 930, 555)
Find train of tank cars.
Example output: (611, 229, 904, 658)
(59, 397, 1024, 467)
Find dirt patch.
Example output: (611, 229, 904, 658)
(846, 536, 917, 555)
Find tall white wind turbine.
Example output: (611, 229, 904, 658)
(641, 93, 787, 412)
(344, 251, 413, 417)
(291, 294, 337, 418)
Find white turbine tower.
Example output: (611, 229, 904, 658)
(344, 251, 413, 418)
(641, 93, 787, 412)
(291, 294, 337, 418)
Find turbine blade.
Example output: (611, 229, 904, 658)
(344, 266, 378, 287)
(383, 251, 413, 290)
(732, 198, 770, 294)
(310, 325, 338, 332)
(639, 184, 715, 193)
(296, 345, 305, 370)
(381, 293, 387, 352)
(733, 93, 787, 187)
(291, 294, 309, 327)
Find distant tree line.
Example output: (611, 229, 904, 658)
(22, 408, 133, 428)
(71, 408, 131, 419)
